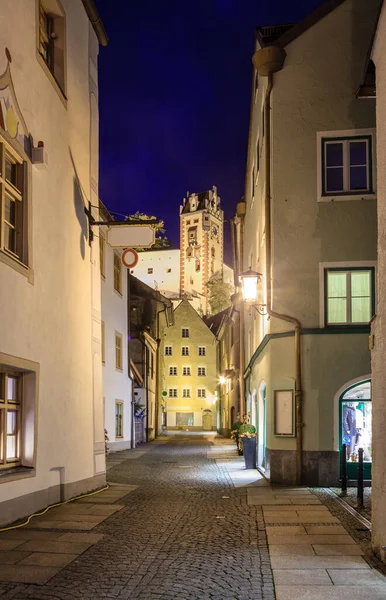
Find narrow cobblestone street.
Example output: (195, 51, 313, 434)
(0, 436, 274, 600)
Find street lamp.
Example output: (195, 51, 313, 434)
(239, 268, 267, 315)
(219, 376, 227, 385)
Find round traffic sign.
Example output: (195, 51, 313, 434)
(121, 248, 139, 269)
(162, 391, 168, 397)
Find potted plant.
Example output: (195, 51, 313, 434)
(239, 424, 257, 469)
(231, 419, 243, 455)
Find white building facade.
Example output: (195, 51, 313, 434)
(0, 0, 107, 526)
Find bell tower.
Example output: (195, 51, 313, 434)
(179, 186, 224, 313)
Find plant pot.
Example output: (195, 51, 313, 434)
(241, 436, 256, 469)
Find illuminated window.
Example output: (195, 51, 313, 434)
(114, 252, 122, 294)
(0, 142, 27, 264)
(325, 268, 375, 326)
(115, 402, 123, 438)
(115, 332, 123, 370)
(38, 1, 66, 94)
(0, 372, 21, 468)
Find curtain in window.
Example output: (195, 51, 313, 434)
(351, 271, 371, 323)
(327, 272, 347, 323)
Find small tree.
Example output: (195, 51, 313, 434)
(126, 212, 171, 251)
(207, 272, 233, 315)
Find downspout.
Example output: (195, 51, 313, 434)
(127, 270, 135, 449)
(233, 201, 246, 420)
(155, 296, 172, 437)
(253, 45, 304, 484)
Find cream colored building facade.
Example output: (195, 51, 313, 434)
(159, 299, 218, 430)
(369, 0, 386, 565)
(241, 0, 379, 485)
(0, 0, 107, 526)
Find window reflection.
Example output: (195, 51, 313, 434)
(342, 381, 371, 462)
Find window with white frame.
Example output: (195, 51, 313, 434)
(198, 346, 206, 356)
(113, 252, 122, 294)
(182, 388, 191, 398)
(165, 346, 172, 356)
(197, 388, 206, 398)
(182, 346, 189, 356)
(324, 268, 375, 326)
(115, 401, 123, 438)
(182, 328, 189, 338)
(168, 388, 177, 398)
(320, 132, 374, 198)
(169, 366, 177, 376)
(0, 371, 21, 468)
(182, 366, 191, 376)
(198, 367, 206, 376)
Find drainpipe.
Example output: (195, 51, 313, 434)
(252, 45, 304, 485)
(155, 296, 173, 437)
(233, 200, 246, 420)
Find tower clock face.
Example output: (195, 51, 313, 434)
(212, 225, 219, 238)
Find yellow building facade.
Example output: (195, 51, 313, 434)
(159, 299, 218, 430)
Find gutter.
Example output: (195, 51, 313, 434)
(252, 45, 304, 485)
(81, 0, 108, 46)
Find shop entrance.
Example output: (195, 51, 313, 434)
(339, 379, 372, 480)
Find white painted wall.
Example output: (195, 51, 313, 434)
(101, 241, 132, 451)
(132, 249, 180, 295)
(371, 0, 386, 564)
(0, 0, 105, 520)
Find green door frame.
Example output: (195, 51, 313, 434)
(338, 379, 372, 480)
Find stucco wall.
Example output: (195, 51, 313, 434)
(371, 0, 386, 564)
(0, 0, 105, 521)
(132, 249, 180, 295)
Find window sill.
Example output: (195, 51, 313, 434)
(318, 193, 376, 203)
(115, 367, 123, 372)
(113, 288, 123, 299)
(0, 250, 33, 284)
(0, 466, 36, 484)
(36, 51, 67, 109)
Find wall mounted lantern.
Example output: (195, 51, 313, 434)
(239, 268, 267, 315)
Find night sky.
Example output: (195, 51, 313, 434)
(94, 0, 325, 260)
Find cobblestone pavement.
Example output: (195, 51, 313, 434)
(0, 436, 274, 600)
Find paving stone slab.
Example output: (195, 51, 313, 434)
(263, 505, 329, 512)
(0, 540, 26, 551)
(271, 556, 370, 570)
(305, 526, 348, 535)
(28, 513, 105, 524)
(17, 540, 93, 554)
(273, 569, 332, 585)
(275, 585, 386, 600)
(313, 545, 365, 556)
(269, 545, 316, 556)
(266, 534, 356, 545)
(0, 531, 63, 541)
(0, 565, 60, 584)
(327, 569, 386, 585)
(247, 497, 293, 506)
(57, 533, 104, 543)
(290, 499, 322, 505)
(18, 552, 78, 568)
(0, 551, 32, 565)
(49, 521, 100, 531)
(266, 526, 307, 535)
(264, 514, 340, 524)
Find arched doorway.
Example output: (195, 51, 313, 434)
(339, 379, 372, 480)
(202, 409, 212, 431)
(257, 382, 267, 469)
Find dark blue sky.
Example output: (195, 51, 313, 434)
(95, 0, 325, 257)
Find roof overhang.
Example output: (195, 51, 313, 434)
(81, 0, 108, 46)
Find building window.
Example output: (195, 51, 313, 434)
(168, 388, 177, 398)
(114, 252, 122, 294)
(182, 328, 189, 338)
(99, 233, 105, 278)
(182, 346, 189, 356)
(115, 332, 123, 370)
(148, 268, 153, 274)
(165, 346, 172, 356)
(169, 366, 177, 376)
(101, 321, 105, 364)
(197, 388, 206, 398)
(319, 132, 375, 199)
(195, 260, 200, 272)
(0, 372, 21, 468)
(324, 268, 375, 326)
(182, 388, 191, 398)
(198, 346, 206, 356)
(176, 412, 193, 426)
(198, 367, 206, 376)
(166, 267, 171, 273)
(211, 247, 215, 258)
(0, 142, 27, 264)
(38, 1, 66, 94)
(183, 367, 191, 376)
(194, 219, 199, 224)
(115, 402, 123, 438)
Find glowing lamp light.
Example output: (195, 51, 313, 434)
(239, 269, 262, 302)
(219, 376, 227, 385)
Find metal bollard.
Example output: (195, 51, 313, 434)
(341, 444, 347, 496)
(357, 447, 364, 507)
